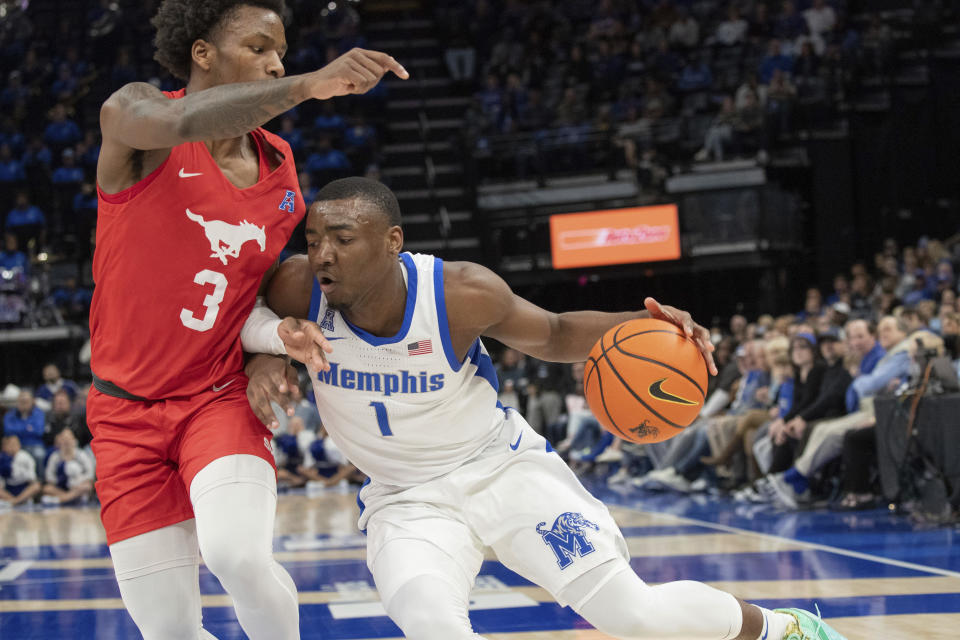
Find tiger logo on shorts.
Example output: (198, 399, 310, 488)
(536, 512, 600, 569)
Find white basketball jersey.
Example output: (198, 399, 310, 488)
(307, 252, 505, 487)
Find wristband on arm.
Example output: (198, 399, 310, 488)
(241, 297, 287, 355)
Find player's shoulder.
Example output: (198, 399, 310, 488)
(268, 254, 314, 318)
(441, 260, 512, 325)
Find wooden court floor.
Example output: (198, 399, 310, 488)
(1, 481, 958, 639)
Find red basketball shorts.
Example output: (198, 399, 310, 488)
(88, 376, 276, 545)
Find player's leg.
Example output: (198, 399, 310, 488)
(110, 520, 218, 640)
(177, 386, 299, 640)
(190, 454, 299, 640)
(366, 505, 486, 640)
(90, 389, 219, 637)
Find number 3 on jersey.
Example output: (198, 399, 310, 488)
(180, 269, 228, 332)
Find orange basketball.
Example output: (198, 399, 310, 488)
(584, 318, 708, 444)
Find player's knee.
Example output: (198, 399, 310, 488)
(395, 609, 474, 640)
(201, 543, 268, 588)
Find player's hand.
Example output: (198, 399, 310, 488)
(769, 418, 787, 445)
(245, 353, 298, 429)
(307, 48, 408, 100)
(644, 297, 718, 376)
(278, 317, 333, 371)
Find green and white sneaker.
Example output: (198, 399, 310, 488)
(775, 607, 848, 640)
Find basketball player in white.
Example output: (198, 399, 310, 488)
(244, 177, 846, 640)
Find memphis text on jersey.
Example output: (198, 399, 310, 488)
(317, 362, 444, 395)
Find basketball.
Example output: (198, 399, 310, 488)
(584, 318, 708, 444)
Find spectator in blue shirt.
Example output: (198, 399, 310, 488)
(3, 389, 46, 461)
(774, 1, 809, 41)
(298, 171, 318, 204)
(277, 116, 304, 156)
(0, 143, 25, 183)
(52, 148, 85, 185)
(313, 102, 346, 134)
(0, 71, 29, 109)
(305, 136, 351, 173)
(78, 131, 100, 171)
(22, 137, 52, 170)
(35, 363, 80, 407)
(43, 104, 82, 150)
(676, 54, 714, 92)
(759, 39, 794, 84)
(51, 63, 78, 100)
(6, 192, 45, 228)
(343, 115, 377, 149)
(0, 232, 28, 271)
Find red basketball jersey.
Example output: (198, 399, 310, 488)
(90, 88, 305, 399)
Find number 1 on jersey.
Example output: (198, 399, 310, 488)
(369, 401, 393, 436)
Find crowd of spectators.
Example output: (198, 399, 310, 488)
(490, 233, 960, 513)
(0, 0, 387, 330)
(437, 0, 947, 183)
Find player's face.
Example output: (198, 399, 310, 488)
(205, 6, 287, 84)
(305, 199, 402, 312)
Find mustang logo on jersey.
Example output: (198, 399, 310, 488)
(536, 512, 600, 569)
(317, 362, 444, 396)
(186, 208, 266, 265)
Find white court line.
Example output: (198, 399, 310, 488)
(623, 505, 960, 580)
(0, 560, 34, 587)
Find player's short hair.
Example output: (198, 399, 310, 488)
(315, 177, 402, 228)
(151, 0, 287, 81)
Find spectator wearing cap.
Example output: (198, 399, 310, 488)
(766, 316, 917, 509)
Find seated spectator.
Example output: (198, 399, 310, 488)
(759, 39, 794, 84)
(715, 6, 748, 46)
(804, 0, 837, 37)
(676, 54, 713, 92)
(694, 97, 737, 162)
(774, 1, 809, 43)
(0, 232, 28, 271)
(35, 363, 79, 407)
(765, 69, 797, 139)
(0, 143, 25, 183)
(42, 428, 95, 505)
(749, 3, 774, 41)
(44, 389, 91, 449)
(298, 171, 318, 204)
(0, 434, 42, 507)
(277, 116, 304, 157)
(343, 115, 377, 150)
(6, 191, 46, 245)
(43, 103, 82, 151)
(52, 148, 85, 185)
(305, 136, 351, 174)
(313, 102, 346, 135)
(303, 424, 363, 488)
(272, 416, 314, 489)
(3, 389, 45, 462)
(21, 136, 52, 171)
(668, 7, 699, 49)
(51, 63, 78, 101)
(767, 318, 925, 509)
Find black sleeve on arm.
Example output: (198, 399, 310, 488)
(799, 363, 853, 422)
(783, 363, 825, 422)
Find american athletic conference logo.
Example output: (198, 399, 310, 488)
(536, 512, 600, 569)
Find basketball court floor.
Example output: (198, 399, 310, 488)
(2, 480, 958, 639)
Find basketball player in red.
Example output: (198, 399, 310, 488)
(89, 2, 406, 638)
(244, 178, 848, 640)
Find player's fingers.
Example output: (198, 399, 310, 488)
(346, 59, 378, 89)
(360, 49, 409, 79)
(248, 386, 279, 429)
(299, 321, 334, 354)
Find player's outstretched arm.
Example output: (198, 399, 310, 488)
(100, 49, 408, 152)
(444, 262, 716, 373)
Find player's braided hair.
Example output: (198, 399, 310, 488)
(315, 177, 403, 228)
(151, 0, 286, 81)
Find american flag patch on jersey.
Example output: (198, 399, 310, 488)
(407, 339, 433, 355)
